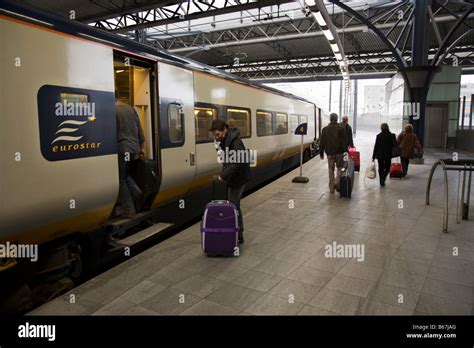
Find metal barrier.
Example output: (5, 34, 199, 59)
(425, 158, 474, 232)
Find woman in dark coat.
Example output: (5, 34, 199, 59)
(372, 123, 396, 187)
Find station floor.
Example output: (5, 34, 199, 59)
(30, 129, 474, 316)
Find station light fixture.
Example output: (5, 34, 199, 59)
(302, 0, 350, 83)
(314, 11, 326, 26)
(322, 29, 334, 41)
(330, 43, 339, 53)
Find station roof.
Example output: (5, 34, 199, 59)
(11, 0, 474, 82)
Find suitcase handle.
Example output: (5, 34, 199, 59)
(212, 175, 223, 200)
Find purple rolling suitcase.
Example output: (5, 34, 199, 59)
(201, 178, 240, 256)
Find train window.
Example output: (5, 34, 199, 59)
(168, 104, 183, 143)
(256, 111, 273, 136)
(290, 115, 299, 132)
(275, 113, 288, 134)
(226, 108, 251, 138)
(195, 107, 217, 142)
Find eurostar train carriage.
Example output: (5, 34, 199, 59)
(0, 1, 324, 310)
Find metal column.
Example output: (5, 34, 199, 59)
(410, 0, 430, 145)
(353, 79, 358, 135)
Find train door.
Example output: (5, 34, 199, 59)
(113, 53, 161, 212)
(156, 62, 196, 202)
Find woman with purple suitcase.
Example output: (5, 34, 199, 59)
(209, 119, 251, 244)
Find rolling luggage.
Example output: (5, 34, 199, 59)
(340, 159, 355, 199)
(201, 179, 240, 256)
(129, 159, 160, 211)
(390, 162, 403, 179)
(348, 147, 360, 172)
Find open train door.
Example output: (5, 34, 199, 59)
(113, 53, 161, 214)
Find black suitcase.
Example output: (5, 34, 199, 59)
(339, 159, 355, 199)
(129, 159, 159, 211)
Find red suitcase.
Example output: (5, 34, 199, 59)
(390, 163, 403, 179)
(348, 147, 360, 172)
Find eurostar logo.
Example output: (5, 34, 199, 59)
(38, 84, 117, 161)
(51, 116, 97, 145)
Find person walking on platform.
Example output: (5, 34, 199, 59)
(209, 119, 251, 243)
(397, 123, 422, 177)
(372, 123, 396, 187)
(319, 113, 348, 193)
(340, 115, 354, 149)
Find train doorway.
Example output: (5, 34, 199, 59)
(112, 53, 161, 216)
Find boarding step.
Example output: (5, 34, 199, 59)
(107, 210, 157, 231)
(108, 222, 173, 249)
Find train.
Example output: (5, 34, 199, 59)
(0, 1, 326, 312)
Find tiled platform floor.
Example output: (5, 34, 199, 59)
(30, 129, 474, 315)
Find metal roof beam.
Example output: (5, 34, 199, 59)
(91, 0, 292, 33)
(166, 13, 472, 53)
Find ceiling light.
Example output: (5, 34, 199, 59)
(314, 11, 326, 26)
(330, 43, 339, 53)
(306, 0, 316, 6)
(323, 29, 334, 41)
(335, 53, 343, 61)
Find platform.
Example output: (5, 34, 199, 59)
(29, 130, 474, 316)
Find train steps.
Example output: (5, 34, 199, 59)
(105, 210, 174, 251)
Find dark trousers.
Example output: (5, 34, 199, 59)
(228, 184, 246, 238)
(401, 157, 409, 176)
(118, 153, 141, 214)
(377, 157, 391, 183)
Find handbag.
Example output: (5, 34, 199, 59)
(366, 162, 376, 179)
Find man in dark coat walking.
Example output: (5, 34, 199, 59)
(372, 123, 396, 187)
(320, 113, 348, 193)
(340, 115, 354, 149)
(209, 119, 251, 243)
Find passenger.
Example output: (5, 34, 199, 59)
(340, 115, 354, 148)
(372, 123, 396, 187)
(115, 97, 146, 218)
(397, 124, 422, 177)
(209, 119, 251, 243)
(319, 113, 348, 193)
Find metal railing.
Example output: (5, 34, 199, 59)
(425, 158, 474, 232)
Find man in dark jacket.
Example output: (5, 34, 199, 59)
(372, 123, 396, 187)
(319, 113, 348, 193)
(340, 116, 354, 148)
(209, 119, 251, 243)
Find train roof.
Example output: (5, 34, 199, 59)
(1, 0, 316, 106)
